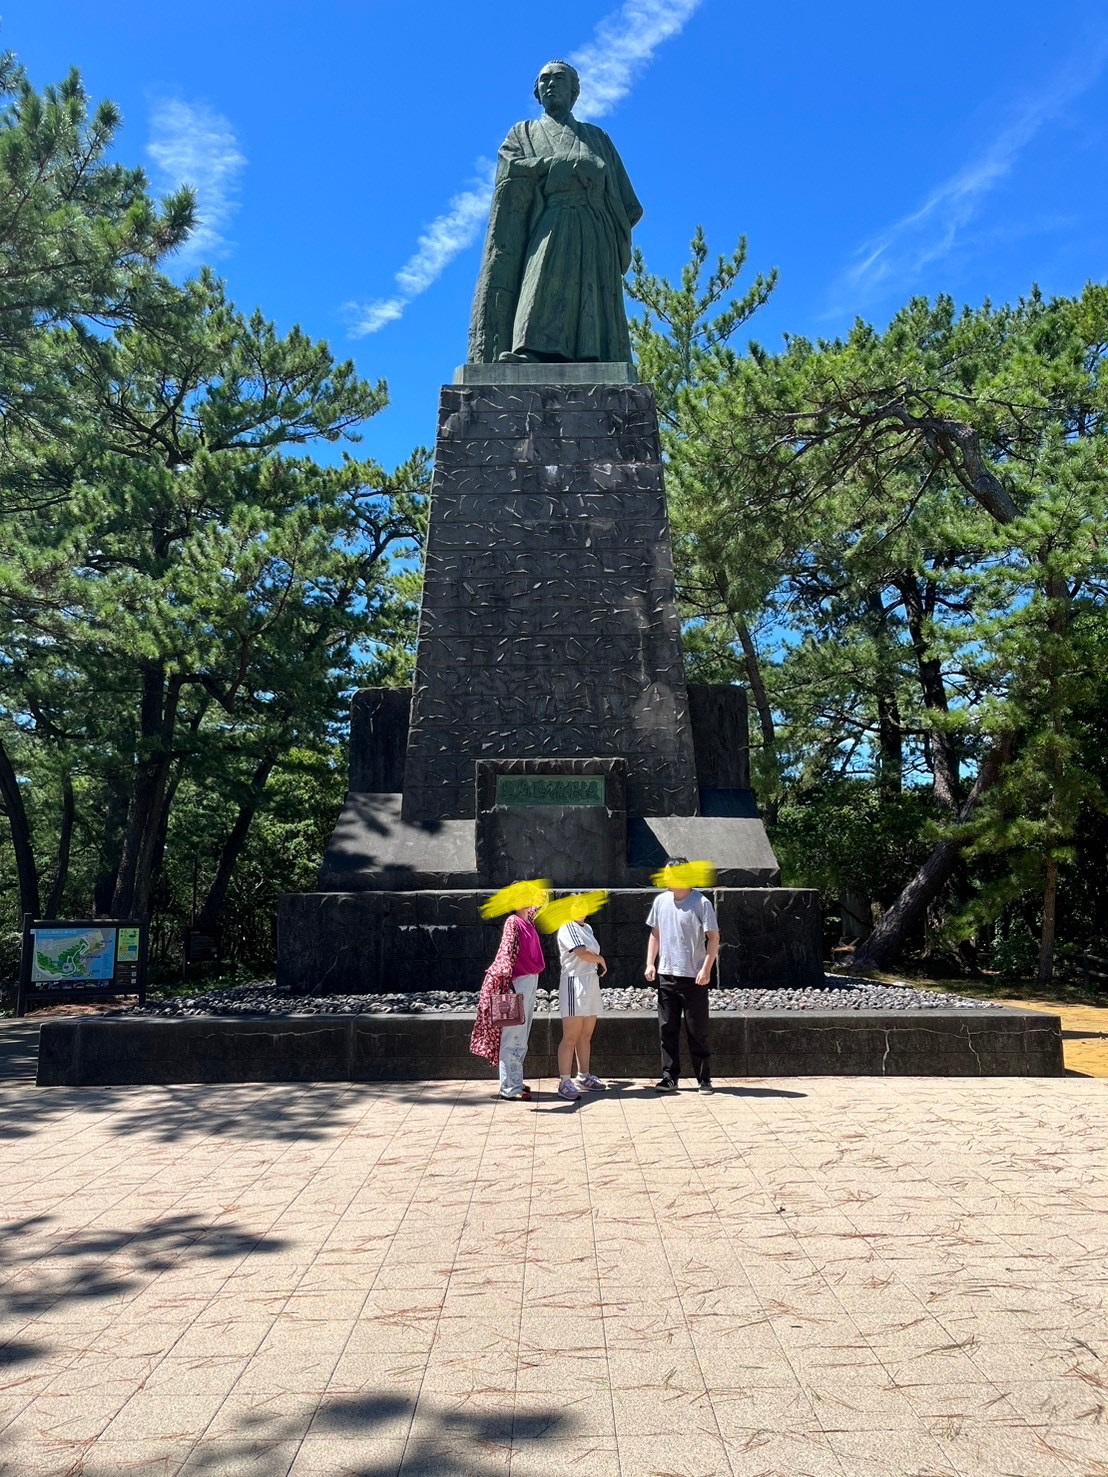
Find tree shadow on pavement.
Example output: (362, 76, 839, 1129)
(0, 1207, 292, 1466)
(175, 1389, 575, 1475)
(0, 1079, 373, 1145)
(0, 1023, 40, 1084)
(2, 1075, 810, 1155)
(0, 1209, 287, 1335)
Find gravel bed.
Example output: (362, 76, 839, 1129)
(119, 977, 1003, 1018)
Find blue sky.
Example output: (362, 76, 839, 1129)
(8, 0, 1108, 470)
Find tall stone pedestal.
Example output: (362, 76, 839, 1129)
(277, 374, 824, 993)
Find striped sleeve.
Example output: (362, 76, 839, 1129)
(564, 922, 590, 950)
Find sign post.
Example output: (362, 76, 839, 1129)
(17, 916, 149, 1017)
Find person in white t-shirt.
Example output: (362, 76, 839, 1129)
(555, 904, 608, 1102)
(644, 857, 720, 1094)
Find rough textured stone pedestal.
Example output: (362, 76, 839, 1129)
(276, 888, 824, 995)
(276, 375, 822, 1007)
(401, 380, 700, 825)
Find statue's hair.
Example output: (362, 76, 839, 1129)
(534, 60, 580, 106)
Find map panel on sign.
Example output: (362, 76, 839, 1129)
(31, 927, 117, 985)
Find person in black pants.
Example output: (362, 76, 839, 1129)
(644, 858, 720, 1094)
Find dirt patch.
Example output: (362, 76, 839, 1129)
(17, 998, 133, 1019)
(997, 998, 1108, 1077)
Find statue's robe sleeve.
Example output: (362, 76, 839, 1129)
(468, 123, 545, 364)
(583, 123, 643, 274)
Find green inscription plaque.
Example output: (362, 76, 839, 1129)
(496, 775, 605, 808)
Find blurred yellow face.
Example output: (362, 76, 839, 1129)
(480, 879, 551, 919)
(650, 861, 717, 891)
(534, 890, 608, 934)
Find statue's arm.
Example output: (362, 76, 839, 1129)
(508, 155, 552, 180)
(499, 124, 552, 182)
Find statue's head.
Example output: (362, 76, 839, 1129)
(534, 60, 580, 114)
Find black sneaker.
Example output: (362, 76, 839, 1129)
(698, 1079, 715, 1095)
(654, 1077, 678, 1093)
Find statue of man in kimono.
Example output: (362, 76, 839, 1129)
(468, 61, 643, 366)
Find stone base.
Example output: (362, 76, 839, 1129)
(319, 789, 781, 892)
(276, 887, 824, 995)
(37, 1007, 1065, 1086)
(452, 361, 635, 385)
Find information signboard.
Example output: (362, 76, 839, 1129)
(17, 916, 148, 1016)
(184, 928, 220, 966)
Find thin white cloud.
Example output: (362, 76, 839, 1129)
(394, 169, 496, 296)
(147, 99, 246, 262)
(834, 44, 1108, 312)
(348, 298, 408, 336)
(572, 0, 703, 119)
(347, 0, 702, 335)
(347, 164, 495, 338)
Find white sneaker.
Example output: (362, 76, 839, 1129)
(557, 1078, 581, 1101)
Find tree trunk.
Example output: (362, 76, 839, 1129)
(0, 736, 41, 918)
(849, 740, 1009, 972)
(195, 753, 277, 933)
(1034, 588, 1068, 989)
(894, 573, 959, 815)
(44, 772, 74, 918)
(149, 767, 183, 894)
(112, 667, 182, 918)
(95, 785, 130, 914)
(867, 591, 903, 804)
(874, 685, 903, 804)
(1036, 857, 1058, 986)
(731, 612, 780, 825)
(143, 697, 211, 918)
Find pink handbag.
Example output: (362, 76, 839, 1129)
(489, 989, 525, 1026)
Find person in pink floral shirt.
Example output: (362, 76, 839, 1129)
(470, 905, 546, 1100)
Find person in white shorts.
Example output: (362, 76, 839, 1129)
(555, 905, 608, 1101)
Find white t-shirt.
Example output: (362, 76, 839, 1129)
(645, 891, 719, 977)
(557, 921, 600, 980)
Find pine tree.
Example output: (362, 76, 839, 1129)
(0, 56, 192, 917)
(632, 233, 1108, 979)
(0, 57, 425, 939)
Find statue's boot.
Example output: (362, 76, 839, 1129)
(497, 350, 539, 363)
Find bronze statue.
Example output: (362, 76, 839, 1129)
(468, 61, 642, 365)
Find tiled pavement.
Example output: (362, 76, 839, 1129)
(1, 1073, 1107, 1477)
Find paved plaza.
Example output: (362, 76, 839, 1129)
(1, 1065, 1107, 1476)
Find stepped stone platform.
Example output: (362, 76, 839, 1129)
(252, 369, 1046, 1086)
(37, 999, 1063, 1085)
